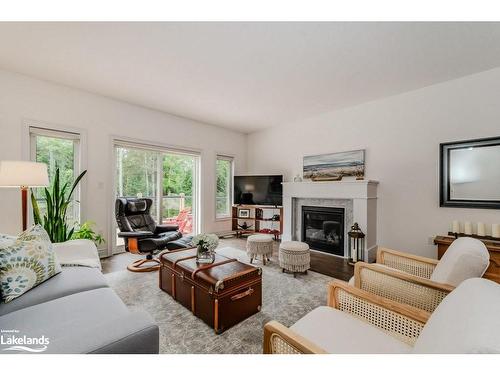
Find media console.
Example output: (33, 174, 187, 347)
(231, 205, 283, 239)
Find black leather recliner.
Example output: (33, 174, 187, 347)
(115, 197, 192, 272)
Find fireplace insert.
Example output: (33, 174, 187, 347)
(301, 206, 344, 256)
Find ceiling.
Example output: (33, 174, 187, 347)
(1, 22, 500, 133)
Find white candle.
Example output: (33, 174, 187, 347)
(492, 224, 500, 238)
(464, 221, 472, 235)
(477, 222, 486, 237)
(452, 220, 460, 233)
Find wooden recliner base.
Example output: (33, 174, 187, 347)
(127, 258, 160, 272)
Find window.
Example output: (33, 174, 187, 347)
(216, 156, 233, 219)
(30, 127, 81, 224)
(114, 141, 200, 252)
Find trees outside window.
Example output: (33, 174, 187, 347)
(216, 156, 233, 218)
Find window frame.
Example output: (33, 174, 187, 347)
(29, 126, 82, 224)
(112, 138, 202, 255)
(215, 155, 234, 220)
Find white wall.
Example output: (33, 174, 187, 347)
(0, 70, 247, 255)
(247, 68, 500, 258)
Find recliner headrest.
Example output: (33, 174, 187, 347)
(127, 200, 147, 213)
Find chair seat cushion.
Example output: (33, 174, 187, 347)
(290, 306, 412, 354)
(0, 266, 108, 316)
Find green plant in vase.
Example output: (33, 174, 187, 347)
(31, 167, 87, 243)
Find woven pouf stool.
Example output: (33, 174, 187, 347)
(246, 234, 274, 265)
(279, 241, 310, 277)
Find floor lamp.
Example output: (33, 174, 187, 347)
(0, 161, 49, 231)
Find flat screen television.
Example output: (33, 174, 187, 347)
(234, 175, 283, 206)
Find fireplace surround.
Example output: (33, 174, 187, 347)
(282, 180, 378, 261)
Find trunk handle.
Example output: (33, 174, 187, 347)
(230, 287, 254, 301)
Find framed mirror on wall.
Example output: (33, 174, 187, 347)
(440, 136, 500, 209)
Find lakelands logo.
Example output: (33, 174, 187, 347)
(1, 329, 50, 353)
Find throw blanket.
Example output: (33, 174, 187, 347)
(53, 239, 102, 270)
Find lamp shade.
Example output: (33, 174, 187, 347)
(0, 161, 49, 187)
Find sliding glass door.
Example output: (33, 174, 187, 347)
(113, 142, 200, 253)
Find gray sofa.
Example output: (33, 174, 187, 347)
(0, 240, 159, 354)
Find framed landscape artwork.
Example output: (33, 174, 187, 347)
(303, 149, 365, 181)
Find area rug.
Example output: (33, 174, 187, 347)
(104, 246, 334, 354)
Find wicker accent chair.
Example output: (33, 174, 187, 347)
(264, 280, 429, 354)
(352, 262, 454, 313)
(263, 278, 500, 354)
(350, 237, 490, 312)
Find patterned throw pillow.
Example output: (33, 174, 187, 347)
(0, 225, 62, 303)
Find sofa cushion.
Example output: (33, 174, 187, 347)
(413, 278, 500, 354)
(0, 225, 61, 303)
(290, 306, 412, 354)
(0, 266, 108, 316)
(430, 237, 489, 287)
(0, 288, 158, 354)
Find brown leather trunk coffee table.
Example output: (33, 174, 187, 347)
(159, 248, 262, 334)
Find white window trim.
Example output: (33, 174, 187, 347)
(215, 154, 234, 220)
(26, 121, 86, 226)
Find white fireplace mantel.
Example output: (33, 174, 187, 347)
(282, 180, 379, 261)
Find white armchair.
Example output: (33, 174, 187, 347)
(350, 237, 489, 312)
(263, 278, 500, 354)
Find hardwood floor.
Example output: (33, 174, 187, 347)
(310, 250, 354, 281)
(102, 237, 354, 281)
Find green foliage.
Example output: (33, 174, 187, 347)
(116, 147, 196, 218)
(162, 154, 194, 196)
(216, 159, 231, 215)
(31, 168, 87, 243)
(35, 135, 75, 194)
(72, 221, 105, 245)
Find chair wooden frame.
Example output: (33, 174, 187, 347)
(376, 247, 439, 279)
(263, 280, 430, 354)
(353, 262, 454, 312)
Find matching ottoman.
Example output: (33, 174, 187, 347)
(246, 234, 274, 265)
(279, 241, 310, 277)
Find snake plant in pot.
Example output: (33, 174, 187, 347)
(30, 167, 87, 243)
